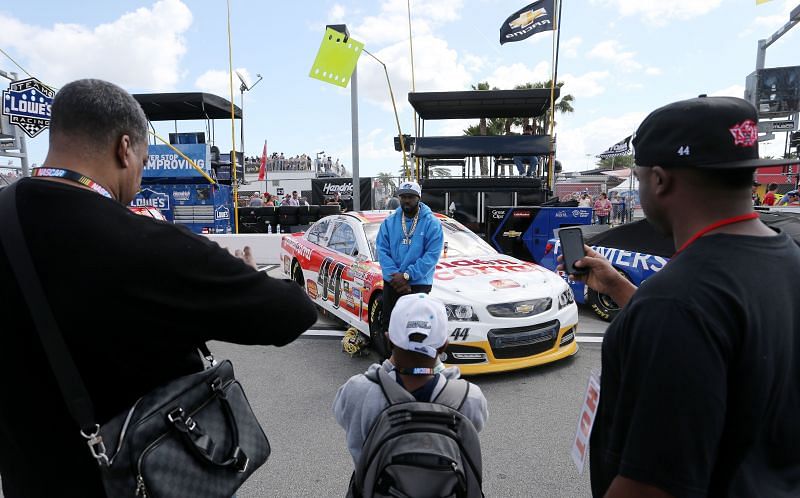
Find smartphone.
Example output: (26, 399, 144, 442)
(559, 227, 587, 276)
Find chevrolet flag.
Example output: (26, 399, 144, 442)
(598, 136, 632, 159)
(500, 0, 556, 45)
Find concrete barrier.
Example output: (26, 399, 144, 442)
(204, 233, 285, 265)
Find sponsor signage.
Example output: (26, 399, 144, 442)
(311, 177, 373, 209)
(214, 205, 230, 221)
(144, 144, 210, 178)
(499, 0, 555, 45)
(2, 77, 55, 138)
(131, 187, 170, 211)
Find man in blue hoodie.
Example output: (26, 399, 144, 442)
(376, 180, 444, 332)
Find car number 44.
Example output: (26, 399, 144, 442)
(450, 328, 470, 341)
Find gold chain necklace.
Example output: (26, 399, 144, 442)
(401, 211, 420, 244)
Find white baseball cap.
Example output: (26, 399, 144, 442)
(388, 294, 448, 358)
(397, 181, 422, 197)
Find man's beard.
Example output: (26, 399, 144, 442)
(402, 204, 418, 216)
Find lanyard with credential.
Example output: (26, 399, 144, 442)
(672, 213, 759, 257)
(31, 168, 114, 199)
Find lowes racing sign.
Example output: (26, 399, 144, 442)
(2, 78, 55, 138)
(131, 188, 170, 211)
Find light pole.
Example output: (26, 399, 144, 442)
(236, 71, 263, 161)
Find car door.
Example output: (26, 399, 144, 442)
(319, 219, 365, 322)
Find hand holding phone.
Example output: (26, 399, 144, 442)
(559, 227, 587, 276)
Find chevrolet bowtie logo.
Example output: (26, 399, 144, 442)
(509, 8, 546, 29)
(503, 230, 522, 238)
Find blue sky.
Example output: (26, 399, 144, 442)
(1, 0, 798, 177)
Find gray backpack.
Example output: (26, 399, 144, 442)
(350, 368, 483, 498)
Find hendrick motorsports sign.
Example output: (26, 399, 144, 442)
(2, 77, 55, 138)
(311, 177, 373, 209)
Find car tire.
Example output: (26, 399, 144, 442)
(291, 260, 304, 288)
(369, 293, 390, 359)
(586, 288, 620, 322)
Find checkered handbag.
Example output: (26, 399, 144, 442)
(0, 183, 270, 497)
(97, 359, 270, 497)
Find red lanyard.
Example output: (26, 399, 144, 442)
(673, 213, 759, 257)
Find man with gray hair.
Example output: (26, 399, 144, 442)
(0, 79, 316, 497)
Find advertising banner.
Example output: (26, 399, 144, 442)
(311, 177, 373, 209)
(144, 144, 210, 178)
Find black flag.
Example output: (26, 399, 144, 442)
(598, 136, 632, 159)
(500, 0, 556, 45)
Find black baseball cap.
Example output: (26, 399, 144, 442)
(633, 95, 798, 169)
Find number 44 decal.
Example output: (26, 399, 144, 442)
(450, 328, 470, 341)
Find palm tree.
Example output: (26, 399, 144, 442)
(376, 172, 396, 196)
(514, 81, 574, 134)
(429, 167, 451, 177)
(463, 81, 575, 176)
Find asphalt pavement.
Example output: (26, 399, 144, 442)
(227, 307, 605, 498)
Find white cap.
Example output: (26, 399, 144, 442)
(388, 294, 448, 358)
(397, 181, 422, 197)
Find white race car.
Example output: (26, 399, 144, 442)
(280, 211, 578, 375)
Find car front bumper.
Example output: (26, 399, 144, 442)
(442, 305, 579, 375)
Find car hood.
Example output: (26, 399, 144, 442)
(429, 256, 567, 303)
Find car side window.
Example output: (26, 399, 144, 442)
(306, 220, 330, 246)
(327, 222, 357, 257)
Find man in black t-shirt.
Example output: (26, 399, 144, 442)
(564, 96, 800, 497)
(0, 80, 317, 497)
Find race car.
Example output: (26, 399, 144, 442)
(280, 211, 579, 375)
(540, 212, 800, 321)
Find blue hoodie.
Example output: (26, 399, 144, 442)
(376, 202, 443, 285)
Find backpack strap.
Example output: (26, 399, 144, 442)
(432, 378, 469, 411)
(375, 367, 416, 405)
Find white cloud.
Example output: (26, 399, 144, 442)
(562, 37, 583, 58)
(329, 4, 346, 23)
(561, 71, 610, 99)
(590, 0, 722, 26)
(484, 62, 551, 90)
(557, 112, 646, 172)
(357, 36, 472, 112)
(740, 1, 799, 38)
(710, 85, 745, 98)
(195, 68, 253, 99)
(0, 0, 192, 91)
(645, 67, 663, 76)
(587, 40, 642, 72)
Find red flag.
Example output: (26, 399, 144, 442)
(258, 140, 267, 181)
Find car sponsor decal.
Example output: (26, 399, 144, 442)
(306, 280, 319, 299)
(434, 258, 538, 280)
(283, 237, 313, 260)
(552, 242, 668, 273)
(489, 279, 521, 289)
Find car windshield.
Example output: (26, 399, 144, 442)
(364, 217, 496, 260)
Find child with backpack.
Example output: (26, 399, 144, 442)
(333, 293, 488, 498)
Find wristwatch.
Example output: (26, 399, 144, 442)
(402, 272, 410, 281)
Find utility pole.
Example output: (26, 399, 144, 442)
(351, 65, 360, 211)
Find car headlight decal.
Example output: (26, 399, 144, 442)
(486, 298, 552, 318)
(445, 304, 478, 321)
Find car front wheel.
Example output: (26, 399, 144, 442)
(369, 293, 390, 359)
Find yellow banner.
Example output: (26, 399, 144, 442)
(309, 28, 364, 88)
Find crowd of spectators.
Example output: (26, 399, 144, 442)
(0, 169, 21, 186)
(243, 152, 347, 176)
